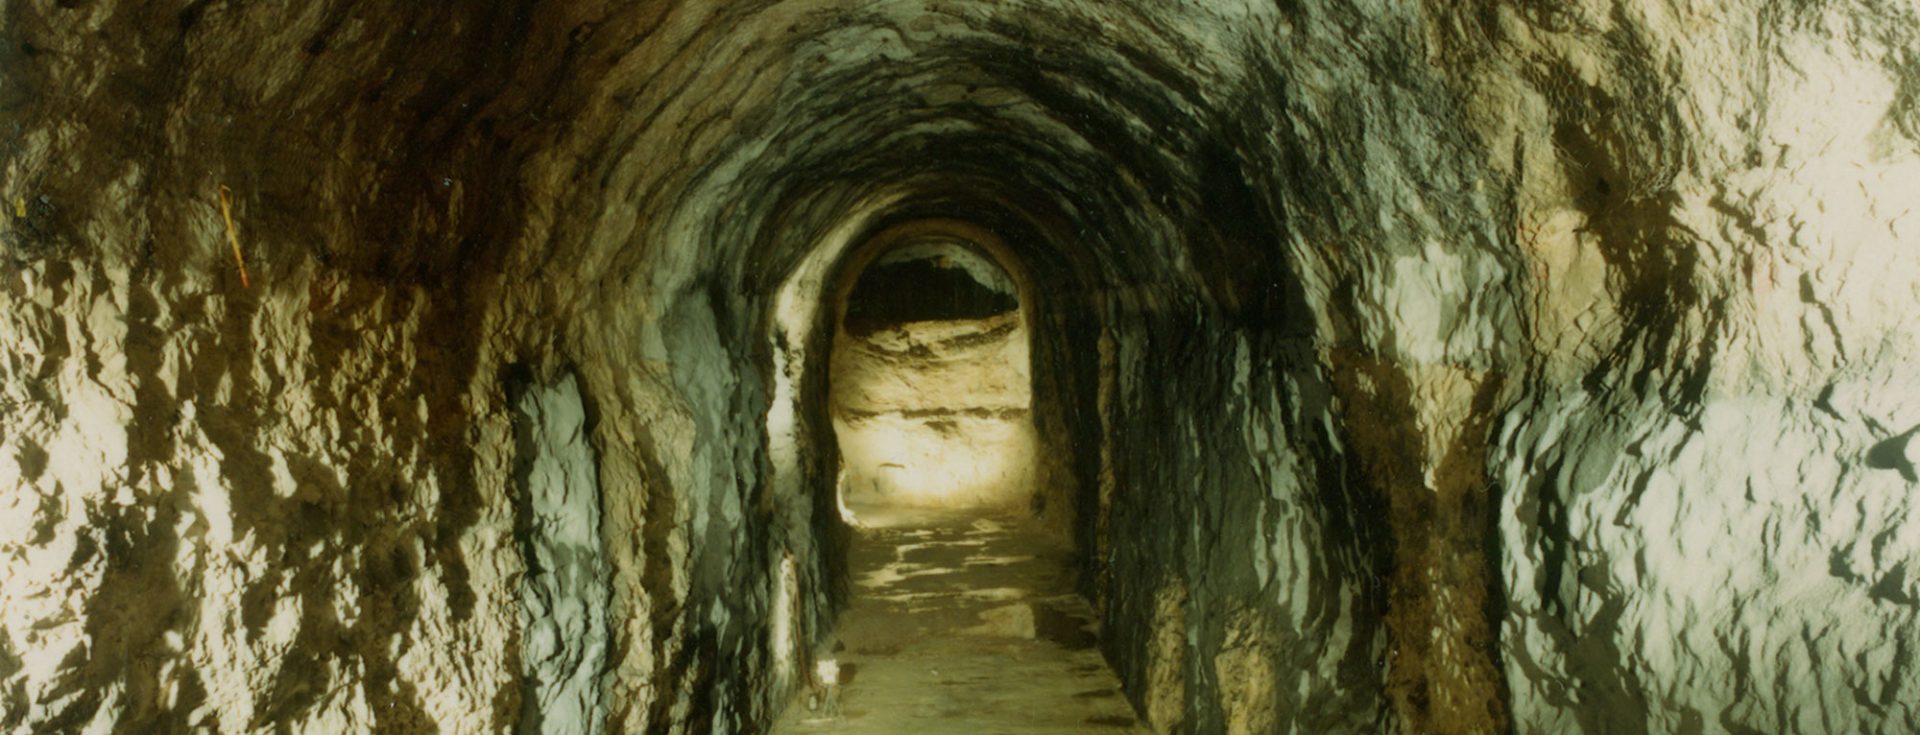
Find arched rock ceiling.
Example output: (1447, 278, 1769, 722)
(548, 0, 1300, 316)
(5, 0, 1514, 344)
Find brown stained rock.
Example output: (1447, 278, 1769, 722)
(1144, 582, 1189, 734)
(1213, 608, 1280, 735)
(1329, 348, 1511, 735)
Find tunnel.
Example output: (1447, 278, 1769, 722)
(2, 1, 1919, 734)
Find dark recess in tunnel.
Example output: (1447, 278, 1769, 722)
(624, 19, 1367, 720)
(841, 255, 1017, 336)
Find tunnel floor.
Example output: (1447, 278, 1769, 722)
(776, 509, 1143, 733)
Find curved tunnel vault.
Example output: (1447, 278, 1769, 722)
(5, 1, 1920, 734)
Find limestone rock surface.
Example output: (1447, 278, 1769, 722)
(2, 0, 1916, 732)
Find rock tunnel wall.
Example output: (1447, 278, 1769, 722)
(3, 0, 1918, 733)
(510, 371, 611, 735)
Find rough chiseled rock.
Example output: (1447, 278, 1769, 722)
(511, 372, 610, 735)
(3, 0, 1917, 732)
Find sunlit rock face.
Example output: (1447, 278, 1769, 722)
(830, 237, 1037, 514)
(2, 0, 1917, 732)
(1436, 5, 1920, 732)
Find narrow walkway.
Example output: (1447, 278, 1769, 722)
(775, 509, 1144, 734)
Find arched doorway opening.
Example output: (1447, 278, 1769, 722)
(775, 217, 1135, 731)
(828, 223, 1036, 524)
